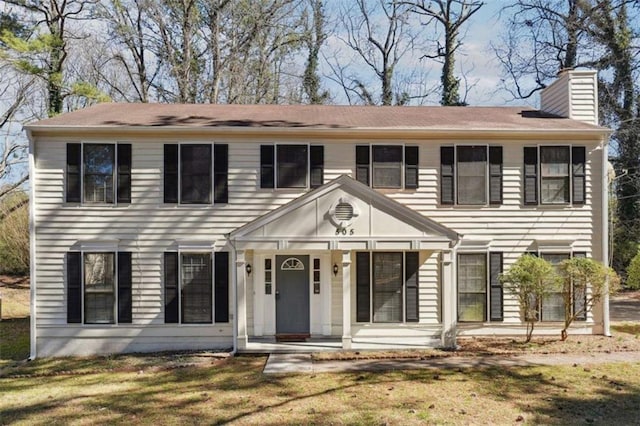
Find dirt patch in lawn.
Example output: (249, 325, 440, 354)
(0, 275, 30, 319)
(313, 329, 640, 361)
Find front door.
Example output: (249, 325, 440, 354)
(275, 255, 310, 334)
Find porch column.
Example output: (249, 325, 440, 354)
(236, 250, 248, 350)
(441, 250, 457, 348)
(341, 250, 352, 349)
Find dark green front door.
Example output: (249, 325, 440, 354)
(275, 255, 310, 334)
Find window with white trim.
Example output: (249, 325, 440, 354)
(356, 145, 419, 189)
(260, 144, 324, 189)
(457, 252, 504, 322)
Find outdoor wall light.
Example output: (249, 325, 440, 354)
(333, 263, 339, 276)
(246, 264, 252, 275)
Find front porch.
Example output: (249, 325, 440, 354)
(228, 176, 460, 352)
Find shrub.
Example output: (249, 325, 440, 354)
(0, 190, 29, 275)
(625, 251, 640, 290)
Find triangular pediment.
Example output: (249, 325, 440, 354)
(230, 175, 459, 246)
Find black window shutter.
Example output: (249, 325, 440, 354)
(164, 252, 179, 323)
(356, 252, 371, 322)
(214, 144, 229, 203)
(260, 145, 275, 188)
(405, 146, 419, 189)
(164, 144, 179, 203)
(118, 252, 132, 323)
(405, 252, 419, 322)
(524, 147, 538, 205)
(214, 252, 229, 323)
(489, 146, 503, 205)
(573, 252, 587, 320)
(67, 252, 82, 323)
(489, 252, 504, 321)
(66, 144, 82, 203)
(310, 145, 324, 188)
(440, 146, 455, 204)
(572, 146, 586, 205)
(117, 144, 132, 203)
(355, 145, 370, 185)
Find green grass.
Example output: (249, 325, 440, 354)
(2, 356, 640, 425)
(0, 317, 30, 362)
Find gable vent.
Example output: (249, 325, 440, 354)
(335, 202, 354, 221)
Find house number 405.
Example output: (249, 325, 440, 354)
(335, 227, 355, 235)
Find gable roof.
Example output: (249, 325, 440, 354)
(229, 174, 460, 243)
(26, 103, 608, 133)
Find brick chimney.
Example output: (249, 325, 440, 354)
(540, 69, 599, 126)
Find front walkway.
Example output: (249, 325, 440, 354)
(263, 351, 640, 374)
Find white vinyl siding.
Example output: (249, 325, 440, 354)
(33, 134, 602, 355)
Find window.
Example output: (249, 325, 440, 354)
(356, 252, 420, 323)
(440, 146, 502, 205)
(164, 144, 228, 204)
(260, 144, 324, 189)
(66, 143, 131, 204)
(164, 251, 229, 324)
(356, 145, 418, 189)
(66, 251, 132, 324)
(540, 253, 570, 321)
(457, 252, 503, 322)
(524, 146, 586, 205)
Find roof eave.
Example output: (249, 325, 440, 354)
(25, 124, 612, 140)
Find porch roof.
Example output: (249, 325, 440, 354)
(227, 175, 460, 251)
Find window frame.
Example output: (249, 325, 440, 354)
(164, 143, 216, 205)
(441, 145, 502, 206)
(456, 251, 503, 323)
(457, 252, 488, 322)
(356, 251, 418, 324)
(539, 145, 571, 205)
(356, 144, 419, 190)
(81, 251, 118, 325)
(70, 142, 130, 205)
(524, 144, 583, 206)
(260, 143, 318, 190)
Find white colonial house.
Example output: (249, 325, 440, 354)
(26, 69, 611, 357)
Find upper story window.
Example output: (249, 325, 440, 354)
(164, 144, 228, 204)
(66, 143, 131, 204)
(524, 146, 585, 206)
(440, 145, 502, 206)
(356, 145, 418, 189)
(260, 144, 324, 189)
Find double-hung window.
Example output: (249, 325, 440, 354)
(524, 145, 586, 205)
(457, 252, 504, 322)
(355, 145, 419, 189)
(355, 252, 420, 323)
(260, 144, 324, 189)
(66, 251, 132, 324)
(164, 144, 228, 204)
(164, 251, 229, 324)
(440, 145, 503, 205)
(66, 143, 132, 204)
(536, 252, 587, 322)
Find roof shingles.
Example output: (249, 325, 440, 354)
(27, 103, 605, 131)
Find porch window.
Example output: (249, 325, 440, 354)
(66, 143, 132, 204)
(66, 251, 132, 324)
(457, 252, 504, 322)
(356, 252, 419, 323)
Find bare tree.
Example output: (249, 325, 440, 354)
(332, 0, 419, 105)
(0, 0, 98, 116)
(403, 0, 483, 106)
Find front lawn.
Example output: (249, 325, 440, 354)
(2, 354, 640, 425)
(0, 275, 30, 364)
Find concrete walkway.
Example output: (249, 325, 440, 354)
(263, 351, 640, 374)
